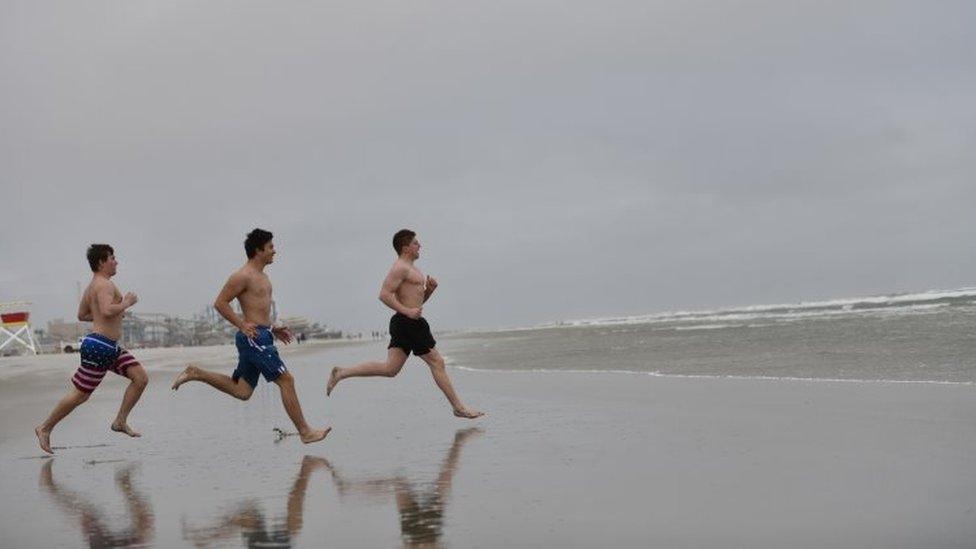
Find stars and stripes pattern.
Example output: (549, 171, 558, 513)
(71, 334, 140, 393)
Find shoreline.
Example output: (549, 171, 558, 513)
(449, 365, 976, 386)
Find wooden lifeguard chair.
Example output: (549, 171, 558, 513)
(0, 301, 38, 355)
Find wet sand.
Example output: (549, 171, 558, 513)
(1, 341, 975, 547)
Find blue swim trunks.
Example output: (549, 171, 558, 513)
(233, 327, 287, 388)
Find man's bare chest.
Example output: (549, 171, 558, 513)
(244, 278, 273, 299)
(403, 268, 426, 289)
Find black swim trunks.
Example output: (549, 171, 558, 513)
(388, 313, 437, 356)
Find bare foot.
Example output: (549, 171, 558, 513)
(326, 367, 341, 396)
(455, 426, 485, 441)
(111, 422, 142, 437)
(171, 365, 197, 391)
(299, 426, 332, 444)
(35, 426, 53, 454)
(301, 455, 331, 471)
(453, 407, 484, 419)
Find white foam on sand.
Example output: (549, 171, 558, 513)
(449, 364, 976, 386)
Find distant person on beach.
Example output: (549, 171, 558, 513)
(35, 244, 149, 454)
(326, 229, 483, 419)
(171, 229, 330, 444)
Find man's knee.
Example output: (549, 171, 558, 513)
(129, 372, 149, 390)
(276, 371, 295, 385)
(234, 378, 256, 400)
(271, 371, 300, 390)
(425, 356, 445, 370)
(384, 362, 404, 377)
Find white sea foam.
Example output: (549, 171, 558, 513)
(450, 365, 976, 386)
(462, 289, 973, 335)
(550, 287, 976, 329)
(673, 323, 742, 331)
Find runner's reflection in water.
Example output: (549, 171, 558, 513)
(38, 460, 155, 548)
(325, 427, 484, 548)
(180, 428, 481, 548)
(181, 455, 328, 548)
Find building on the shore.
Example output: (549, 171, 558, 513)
(278, 315, 343, 340)
(44, 318, 90, 351)
(35, 305, 340, 352)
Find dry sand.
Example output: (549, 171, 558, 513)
(1, 341, 974, 547)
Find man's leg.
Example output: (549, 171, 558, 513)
(171, 364, 254, 400)
(285, 456, 330, 534)
(417, 349, 484, 419)
(112, 364, 148, 437)
(274, 372, 331, 444)
(35, 387, 91, 453)
(115, 464, 155, 546)
(327, 348, 409, 396)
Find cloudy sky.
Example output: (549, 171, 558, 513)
(2, 1, 974, 332)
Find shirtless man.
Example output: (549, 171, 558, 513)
(171, 229, 330, 444)
(35, 244, 149, 454)
(326, 229, 483, 419)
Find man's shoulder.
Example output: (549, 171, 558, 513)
(389, 260, 412, 275)
(90, 277, 112, 291)
(401, 262, 423, 278)
(236, 266, 270, 285)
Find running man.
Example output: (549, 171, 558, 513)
(326, 229, 483, 419)
(171, 229, 330, 444)
(35, 244, 150, 454)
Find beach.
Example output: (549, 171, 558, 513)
(0, 337, 974, 548)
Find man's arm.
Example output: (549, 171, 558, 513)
(422, 276, 438, 303)
(95, 282, 135, 317)
(271, 324, 293, 344)
(214, 272, 256, 337)
(379, 265, 420, 318)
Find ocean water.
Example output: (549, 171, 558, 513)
(440, 288, 976, 384)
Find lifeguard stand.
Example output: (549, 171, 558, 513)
(0, 301, 38, 355)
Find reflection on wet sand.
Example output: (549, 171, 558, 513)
(38, 459, 155, 548)
(326, 427, 483, 548)
(178, 427, 481, 548)
(181, 455, 329, 548)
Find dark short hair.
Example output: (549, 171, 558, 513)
(87, 244, 114, 272)
(392, 229, 416, 255)
(245, 228, 274, 258)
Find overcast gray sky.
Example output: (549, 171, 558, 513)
(2, 1, 974, 332)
